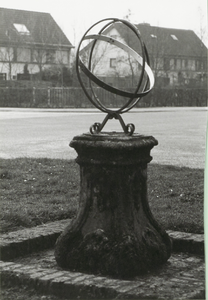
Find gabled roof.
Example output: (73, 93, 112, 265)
(136, 23, 207, 58)
(0, 7, 73, 48)
(104, 22, 207, 58)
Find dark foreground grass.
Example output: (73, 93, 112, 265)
(0, 158, 204, 234)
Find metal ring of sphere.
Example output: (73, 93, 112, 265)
(76, 18, 154, 114)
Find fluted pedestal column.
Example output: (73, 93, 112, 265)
(55, 133, 172, 278)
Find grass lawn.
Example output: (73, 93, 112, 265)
(0, 158, 204, 234)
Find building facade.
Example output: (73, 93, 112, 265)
(81, 22, 207, 89)
(0, 8, 74, 81)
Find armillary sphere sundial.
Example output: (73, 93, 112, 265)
(76, 17, 155, 135)
(55, 18, 171, 279)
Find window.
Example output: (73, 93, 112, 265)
(164, 58, 170, 70)
(13, 48, 17, 61)
(187, 59, 196, 70)
(0, 73, 6, 80)
(56, 50, 69, 64)
(110, 58, 116, 68)
(32, 49, 42, 63)
(151, 34, 157, 38)
(17, 48, 31, 62)
(0, 47, 14, 61)
(170, 58, 175, 69)
(46, 50, 56, 63)
(171, 34, 178, 40)
(181, 59, 186, 69)
(169, 58, 182, 70)
(157, 58, 163, 69)
(196, 60, 205, 71)
(176, 59, 181, 70)
(13, 23, 30, 35)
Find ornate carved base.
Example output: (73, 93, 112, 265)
(55, 133, 172, 278)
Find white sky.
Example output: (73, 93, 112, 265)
(1, 0, 207, 46)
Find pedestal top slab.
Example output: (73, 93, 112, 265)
(70, 133, 158, 166)
(70, 132, 158, 150)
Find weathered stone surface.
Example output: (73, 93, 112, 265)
(0, 220, 204, 262)
(55, 133, 172, 278)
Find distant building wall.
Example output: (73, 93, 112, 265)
(0, 47, 71, 80)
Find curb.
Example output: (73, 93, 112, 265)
(0, 219, 69, 261)
(0, 257, 205, 300)
(167, 230, 204, 255)
(0, 220, 205, 299)
(0, 107, 207, 113)
(0, 219, 204, 261)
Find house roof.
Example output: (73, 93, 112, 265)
(0, 7, 73, 48)
(104, 22, 207, 59)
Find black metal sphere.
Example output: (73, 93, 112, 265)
(76, 18, 154, 115)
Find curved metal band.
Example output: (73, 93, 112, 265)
(79, 34, 154, 97)
(75, 18, 155, 115)
(85, 21, 147, 113)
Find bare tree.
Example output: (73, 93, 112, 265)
(0, 46, 14, 79)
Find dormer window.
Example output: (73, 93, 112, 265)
(13, 23, 30, 35)
(110, 35, 117, 39)
(171, 34, 178, 40)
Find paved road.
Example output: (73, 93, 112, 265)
(0, 107, 207, 169)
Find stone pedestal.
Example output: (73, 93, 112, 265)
(55, 133, 172, 279)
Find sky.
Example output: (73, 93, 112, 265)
(1, 0, 207, 46)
